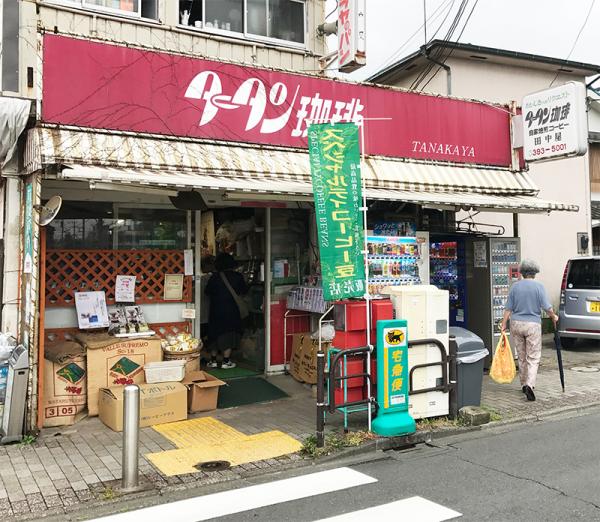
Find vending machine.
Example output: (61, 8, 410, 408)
(429, 239, 467, 327)
(465, 237, 521, 367)
(367, 235, 421, 296)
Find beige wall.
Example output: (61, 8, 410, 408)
(384, 56, 591, 306)
(18, 0, 326, 100)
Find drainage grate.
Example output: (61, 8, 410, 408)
(194, 460, 231, 472)
(569, 366, 600, 373)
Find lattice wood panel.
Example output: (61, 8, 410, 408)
(44, 322, 191, 344)
(45, 249, 192, 307)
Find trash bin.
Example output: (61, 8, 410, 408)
(450, 327, 489, 410)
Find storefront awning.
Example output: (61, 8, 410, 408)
(26, 127, 578, 213)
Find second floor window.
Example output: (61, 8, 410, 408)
(48, 0, 158, 20)
(179, 0, 306, 46)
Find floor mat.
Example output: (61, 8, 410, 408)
(147, 417, 302, 476)
(206, 366, 260, 380)
(217, 377, 289, 409)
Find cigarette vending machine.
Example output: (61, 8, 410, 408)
(466, 237, 521, 367)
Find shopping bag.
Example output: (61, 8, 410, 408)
(489, 332, 516, 384)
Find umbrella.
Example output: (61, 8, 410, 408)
(553, 326, 565, 392)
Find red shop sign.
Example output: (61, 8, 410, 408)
(42, 34, 512, 166)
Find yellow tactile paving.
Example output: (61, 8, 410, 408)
(152, 417, 246, 447)
(146, 423, 302, 476)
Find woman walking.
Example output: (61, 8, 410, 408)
(500, 259, 558, 401)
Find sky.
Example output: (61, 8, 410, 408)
(324, 0, 600, 82)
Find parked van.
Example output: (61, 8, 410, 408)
(559, 257, 600, 348)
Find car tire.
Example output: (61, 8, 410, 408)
(560, 337, 577, 349)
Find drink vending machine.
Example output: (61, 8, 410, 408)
(465, 237, 521, 367)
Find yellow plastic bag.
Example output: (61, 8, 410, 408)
(489, 332, 516, 384)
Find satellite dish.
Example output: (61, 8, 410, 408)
(34, 195, 62, 226)
(169, 190, 208, 211)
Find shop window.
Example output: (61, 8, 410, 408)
(46, 202, 187, 250)
(179, 0, 306, 46)
(45, 0, 159, 20)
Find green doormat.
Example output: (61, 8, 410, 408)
(207, 366, 260, 380)
(217, 377, 289, 409)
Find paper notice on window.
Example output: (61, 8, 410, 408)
(115, 275, 136, 303)
(184, 249, 194, 276)
(164, 274, 184, 301)
(474, 241, 488, 268)
(74, 291, 110, 329)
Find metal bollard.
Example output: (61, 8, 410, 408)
(121, 384, 140, 492)
(448, 336, 458, 420)
(316, 350, 325, 448)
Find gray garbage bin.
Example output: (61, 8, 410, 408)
(450, 327, 489, 410)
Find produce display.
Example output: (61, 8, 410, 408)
(161, 333, 202, 353)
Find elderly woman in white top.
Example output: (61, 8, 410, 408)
(500, 259, 558, 402)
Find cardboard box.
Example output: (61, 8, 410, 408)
(78, 333, 162, 416)
(98, 382, 187, 432)
(289, 333, 332, 385)
(182, 371, 226, 413)
(42, 355, 87, 427)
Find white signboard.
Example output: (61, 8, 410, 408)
(74, 291, 110, 329)
(338, 0, 366, 73)
(522, 82, 588, 162)
(115, 275, 136, 302)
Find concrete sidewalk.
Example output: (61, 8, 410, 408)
(3, 334, 600, 520)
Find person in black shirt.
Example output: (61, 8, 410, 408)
(205, 253, 247, 369)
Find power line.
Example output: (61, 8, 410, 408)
(549, 0, 596, 87)
(419, 0, 479, 92)
(376, 0, 455, 74)
(410, 0, 468, 91)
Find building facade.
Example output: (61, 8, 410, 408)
(370, 41, 600, 306)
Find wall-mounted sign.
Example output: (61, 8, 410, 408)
(23, 183, 33, 274)
(522, 82, 588, 162)
(74, 291, 110, 329)
(42, 34, 513, 167)
(164, 274, 184, 301)
(338, 0, 366, 73)
(115, 275, 136, 303)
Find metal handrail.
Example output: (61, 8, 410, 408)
(407, 338, 452, 396)
(327, 346, 374, 414)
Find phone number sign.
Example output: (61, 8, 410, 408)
(522, 81, 587, 162)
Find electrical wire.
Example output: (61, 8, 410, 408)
(549, 0, 596, 87)
(418, 0, 479, 92)
(376, 0, 455, 74)
(410, 0, 468, 91)
(410, 0, 468, 90)
(325, 0, 339, 21)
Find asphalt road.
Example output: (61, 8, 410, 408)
(84, 408, 600, 522)
(215, 410, 600, 521)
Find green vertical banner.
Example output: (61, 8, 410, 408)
(23, 182, 33, 274)
(308, 122, 365, 301)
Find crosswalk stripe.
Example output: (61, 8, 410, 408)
(91, 467, 378, 522)
(316, 496, 462, 521)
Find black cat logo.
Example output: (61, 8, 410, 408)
(386, 329, 404, 345)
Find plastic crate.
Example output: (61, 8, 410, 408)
(144, 360, 186, 383)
